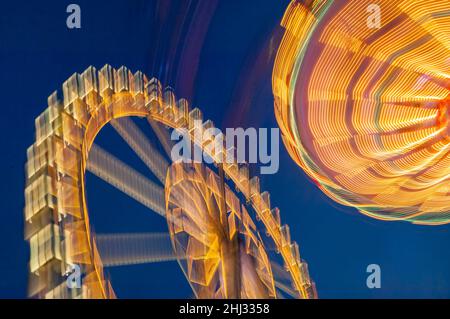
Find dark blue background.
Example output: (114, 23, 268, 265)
(0, 0, 449, 298)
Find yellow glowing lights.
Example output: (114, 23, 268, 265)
(273, 0, 450, 225)
(25, 65, 316, 299)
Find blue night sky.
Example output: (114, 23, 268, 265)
(1, 0, 449, 298)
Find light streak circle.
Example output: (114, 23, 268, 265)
(273, 0, 450, 225)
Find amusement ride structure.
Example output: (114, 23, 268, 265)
(24, 65, 316, 298)
(273, 0, 450, 225)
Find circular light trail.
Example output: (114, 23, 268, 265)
(273, 0, 450, 225)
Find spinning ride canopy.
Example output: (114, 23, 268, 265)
(273, 0, 450, 225)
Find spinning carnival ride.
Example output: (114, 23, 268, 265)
(273, 0, 450, 225)
(24, 65, 316, 298)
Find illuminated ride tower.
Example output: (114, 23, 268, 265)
(273, 0, 450, 225)
(24, 65, 316, 298)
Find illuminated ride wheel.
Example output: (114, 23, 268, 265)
(24, 65, 316, 298)
(167, 163, 276, 299)
(273, 0, 450, 225)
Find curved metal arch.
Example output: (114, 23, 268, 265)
(25, 65, 316, 299)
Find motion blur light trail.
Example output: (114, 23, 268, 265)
(24, 65, 316, 298)
(95, 233, 178, 267)
(273, 0, 450, 225)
